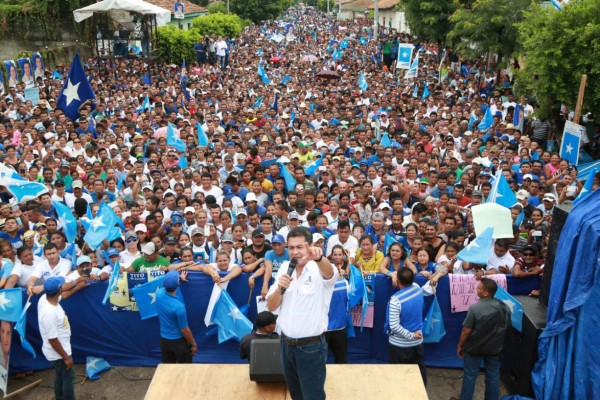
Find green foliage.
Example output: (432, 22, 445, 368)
(401, 0, 455, 44)
(230, 0, 283, 24)
(207, 2, 228, 14)
(192, 12, 244, 37)
(157, 25, 199, 65)
(448, 0, 529, 63)
(515, 0, 600, 117)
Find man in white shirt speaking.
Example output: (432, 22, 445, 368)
(267, 227, 338, 400)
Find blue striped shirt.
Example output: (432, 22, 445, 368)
(387, 283, 424, 348)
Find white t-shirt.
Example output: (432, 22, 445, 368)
(66, 267, 101, 282)
(120, 250, 141, 268)
(325, 234, 358, 258)
(487, 248, 516, 273)
(31, 258, 72, 282)
(38, 294, 72, 361)
(11, 257, 42, 287)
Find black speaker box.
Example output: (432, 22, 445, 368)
(249, 339, 285, 382)
(540, 204, 573, 307)
(501, 296, 547, 396)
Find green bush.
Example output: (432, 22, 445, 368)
(207, 2, 228, 14)
(192, 12, 244, 38)
(156, 25, 199, 65)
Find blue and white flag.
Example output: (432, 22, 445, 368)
(101, 250, 121, 305)
(166, 123, 186, 153)
(384, 232, 398, 254)
(477, 107, 494, 132)
(271, 93, 279, 113)
(560, 121, 583, 165)
(178, 155, 188, 169)
(495, 286, 523, 332)
(549, 0, 567, 10)
(0, 288, 23, 322)
(278, 162, 297, 192)
(211, 289, 253, 343)
(358, 72, 368, 91)
(412, 84, 418, 98)
(196, 122, 209, 147)
(406, 54, 419, 79)
(85, 203, 122, 250)
(489, 172, 518, 208)
(573, 167, 597, 205)
(381, 132, 392, 149)
(141, 95, 151, 111)
(348, 264, 366, 309)
(304, 154, 324, 176)
(421, 84, 430, 101)
(457, 226, 494, 265)
(253, 96, 263, 109)
(468, 112, 478, 131)
(281, 74, 291, 86)
(53, 200, 77, 243)
(15, 298, 36, 358)
(131, 276, 170, 320)
(513, 104, 524, 132)
(86, 356, 111, 380)
(396, 43, 414, 70)
(0, 177, 47, 202)
(56, 54, 95, 122)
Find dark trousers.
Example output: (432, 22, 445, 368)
(280, 335, 327, 400)
(388, 343, 427, 386)
(160, 337, 192, 364)
(325, 328, 347, 364)
(51, 359, 76, 400)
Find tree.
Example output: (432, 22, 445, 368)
(230, 0, 283, 24)
(401, 0, 455, 44)
(207, 2, 228, 14)
(192, 13, 244, 38)
(515, 0, 600, 117)
(156, 26, 199, 64)
(448, 0, 530, 65)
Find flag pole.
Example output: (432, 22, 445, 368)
(573, 74, 587, 124)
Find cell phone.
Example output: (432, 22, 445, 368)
(83, 268, 91, 277)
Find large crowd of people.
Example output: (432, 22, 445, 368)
(0, 4, 598, 373)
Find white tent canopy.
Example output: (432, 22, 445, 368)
(73, 0, 171, 26)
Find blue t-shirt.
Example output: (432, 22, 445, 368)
(264, 249, 289, 274)
(1, 258, 14, 278)
(0, 230, 24, 249)
(156, 288, 188, 340)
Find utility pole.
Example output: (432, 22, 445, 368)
(373, 0, 379, 41)
(327, 0, 330, 14)
(227, 0, 230, 14)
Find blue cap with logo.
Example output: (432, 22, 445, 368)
(223, 185, 234, 199)
(271, 234, 285, 244)
(44, 276, 65, 295)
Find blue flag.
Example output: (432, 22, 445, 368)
(141, 73, 151, 85)
(15, 298, 36, 358)
(489, 172, 518, 208)
(271, 93, 279, 113)
(61, 243, 77, 265)
(178, 155, 188, 169)
(412, 84, 418, 98)
(332, 48, 342, 62)
(359, 37, 367, 46)
(101, 250, 121, 305)
(457, 226, 494, 265)
(381, 132, 392, 148)
(281, 74, 291, 86)
(477, 107, 494, 132)
(86, 356, 111, 380)
(468, 112, 478, 131)
(348, 264, 366, 308)
(166, 123, 186, 152)
(0, 177, 47, 202)
(560, 128, 582, 165)
(421, 84, 430, 101)
(515, 210, 525, 227)
(56, 54, 95, 122)
(131, 276, 176, 320)
(0, 288, 23, 322)
(550, 0, 564, 10)
(211, 289, 253, 343)
(340, 39, 348, 49)
(141, 95, 151, 111)
(260, 159, 279, 169)
(253, 96, 263, 109)
(358, 72, 368, 91)
(460, 64, 469, 77)
(384, 232, 398, 254)
(278, 162, 297, 192)
(495, 286, 523, 333)
(196, 122, 209, 147)
(304, 154, 323, 176)
(289, 109, 296, 126)
(85, 203, 122, 250)
(573, 167, 597, 205)
(531, 151, 540, 161)
(406, 54, 419, 78)
(53, 200, 77, 243)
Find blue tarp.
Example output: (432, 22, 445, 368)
(532, 190, 600, 399)
(10, 274, 540, 373)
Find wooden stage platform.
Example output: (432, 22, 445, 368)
(144, 364, 428, 399)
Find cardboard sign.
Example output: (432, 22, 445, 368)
(449, 274, 507, 313)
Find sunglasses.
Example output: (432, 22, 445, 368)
(523, 253, 535, 256)
(339, 212, 348, 216)
(126, 237, 138, 243)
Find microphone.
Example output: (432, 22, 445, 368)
(281, 259, 297, 295)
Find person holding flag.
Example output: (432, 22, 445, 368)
(38, 276, 76, 400)
(156, 270, 197, 363)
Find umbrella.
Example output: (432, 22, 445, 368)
(302, 55, 318, 62)
(153, 126, 173, 139)
(471, 203, 513, 239)
(316, 70, 340, 80)
(269, 56, 281, 63)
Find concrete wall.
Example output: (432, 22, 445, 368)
(0, 27, 83, 63)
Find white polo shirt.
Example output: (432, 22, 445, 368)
(31, 258, 72, 282)
(267, 260, 338, 339)
(38, 294, 71, 361)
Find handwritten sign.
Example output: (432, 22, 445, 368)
(24, 87, 40, 104)
(256, 295, 269, 314)
(449, 274, 507, 313)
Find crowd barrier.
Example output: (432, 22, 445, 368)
(10, 273, 540, 372)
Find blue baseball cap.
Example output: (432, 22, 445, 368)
(44, 276, 65, 295)
(163, 270, 180, 290)
(271, 234, 285, 244)
(171, 216, 184, 225)
(106, 248, 119, 258)
(223, 185, 234, 199)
